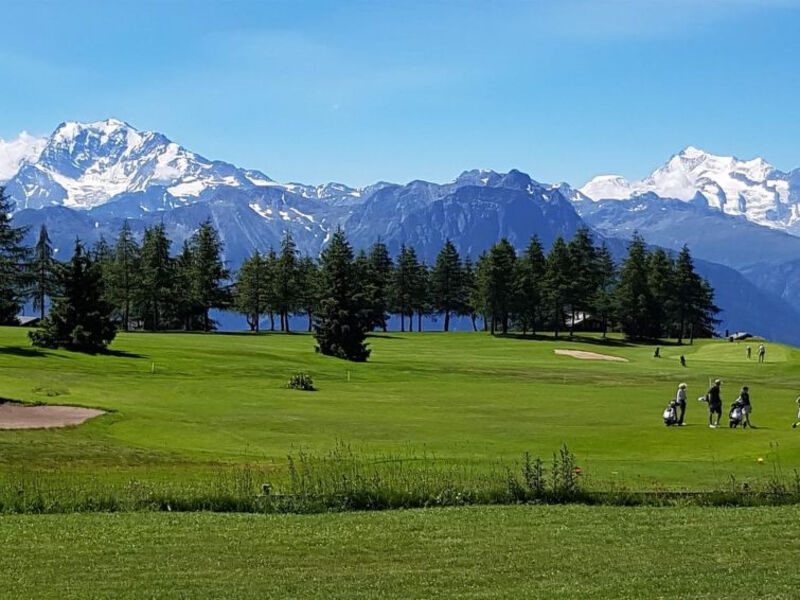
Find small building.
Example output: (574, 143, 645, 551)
(16, 316, 41, 327)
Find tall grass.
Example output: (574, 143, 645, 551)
(2, 443, 800, 514)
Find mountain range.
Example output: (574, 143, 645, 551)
(3, 119, 800, 343)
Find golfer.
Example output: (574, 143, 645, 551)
(707, 379, 723, 428)
(675, 383, 687, 426)
(739, 386, 754, 429)
(758, 344, 766, 363)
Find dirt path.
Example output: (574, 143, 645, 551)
(0, 402, 105, 429)
(554, 349, 628, 362)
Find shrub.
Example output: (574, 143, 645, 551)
(286, 372, 316, 391)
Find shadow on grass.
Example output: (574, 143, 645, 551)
(0, 346, 66, 359)
(102, 349, 148, 359)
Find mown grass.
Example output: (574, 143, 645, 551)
(3, 504, 800, 599)
(1, 326, 799, 492)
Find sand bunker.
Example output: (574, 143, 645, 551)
(554, 349, 628, 362)
(0, 402, 105, 430)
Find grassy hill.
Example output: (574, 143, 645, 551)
(1, 326, 798, 489)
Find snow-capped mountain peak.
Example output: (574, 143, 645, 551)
(0, 131, 46, 182)
(4, 119, 273, 210)
(579, 147, 800, 232)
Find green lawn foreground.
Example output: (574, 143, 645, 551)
(3, 504, 800, 599)
(1, 326, 800, 488)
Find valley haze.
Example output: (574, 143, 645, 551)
(3, 118, 800, 343)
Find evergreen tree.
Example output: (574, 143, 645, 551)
(430, 240, 465, 332)
(274, 232, 299, 332)
(234, 250, 269, 332)
(484, 239, 517, 334)
(137, 224, 173, 330)
(592, 243, 617, 338)
(673, 245, 720, 343)
(515, 236, 545, 335)
(189, 219, 230, 332)
(30, 240, 116, 352)
(296, 255, 320, 332)
(108, 221, 140, 331)
(472, 252, 491, 331)
(566, 227, 599, 334)
(544, 237, 571, 338)
(390, 245, 422, 332)
(614, 234, 656, 339)
(0, 187, 30, 324)
(365, 241, 393, 331)
(91, 236, 114, 307)
(173, 240, 199, 331)
(462, 256, 480, 331)
(414, 262, 430, 332)
(262, 248, 279, 331)
(29, 224, 58, 320)
(314, 228, 370, 361)
(647, 248, 675, 338)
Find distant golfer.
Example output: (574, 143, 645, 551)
(738, 386, 754, 429)
(758, 344, 766, 363)
(654, 346, 661, 358)
(707, 379, 723, 428)
(746, 345, 752, 360)
(675, 383, 687, 426)
(793, 396, 800, 429)
(680, 355, 686, 367)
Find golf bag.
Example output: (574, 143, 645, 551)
(729, 403, 744, 428)
(663, 400, 679, 426)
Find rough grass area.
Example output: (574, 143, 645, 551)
(3, 504, 799, 599)
(1, 326, 799, 491)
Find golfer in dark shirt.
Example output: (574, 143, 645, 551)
(707, 379, 722, 428)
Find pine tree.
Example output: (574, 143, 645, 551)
(91, 236, 115, 308)
(673, 245, 719, 343)
(566, 227, 599, 335)
(484, 239, 517, 334)
(430, 240, 465, 332)
(234, 250, 268, 332)
(173, 240, 199, 331)
(463, 256, 480, 331)
(472, 252, 491, 331)
(614, 234, 655, 339)
(515, 236, 545, 335)
(274, 232, 299, 332)
(592, 243, 617, 338)
(296, 255, 320, 332)
(30, 224, 58, 320)
(29, 240, 116, 352)
(414, 262, 430, 332)
(365, 241, 393, 331)
(262, 248, 279, 331)
(0, 187, 30, 324)
(314, 228, 370, 361)
(647, 248, 675, 338)
(390, 245, 422, 332)
(108, 221, 140, 331)
(544, 237, 571, 338)
(137, 224, 173, 330)
(189, 219, 230, 332)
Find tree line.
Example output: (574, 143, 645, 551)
(0, 186, 718, 356)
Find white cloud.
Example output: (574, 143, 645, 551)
(0, 132, 46, 181)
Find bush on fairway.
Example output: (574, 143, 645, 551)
(286, 372, 315, 391)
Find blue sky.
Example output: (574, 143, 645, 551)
(2, 0, 799, 187)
